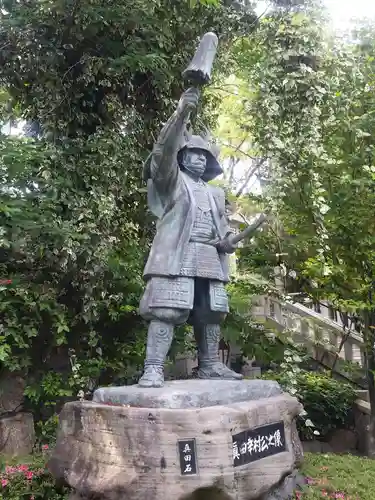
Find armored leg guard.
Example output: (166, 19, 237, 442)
(194, 323, 243, 380)
(138, 320, 174, 388)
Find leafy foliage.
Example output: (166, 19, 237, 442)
(0, 0, 257, 422)
(238, 6, 375, 447)
(233, 3, 375, 325)
(264, 370, 357, 440)
(212, 1, 373, 446)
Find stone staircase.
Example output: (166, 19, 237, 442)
(168, 288, 371, 453)
(252, 295, 366, 384)
(252, 294, 371, 449)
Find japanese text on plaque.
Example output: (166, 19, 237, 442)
(232, 421, 286, 467)
(178, 439, 197, 475)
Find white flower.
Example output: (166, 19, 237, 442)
(319, 203, 330, 214)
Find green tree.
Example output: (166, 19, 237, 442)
(210, 75, 282, 370)
(0, 0, 256, 422)
(231, 1, 375, 453)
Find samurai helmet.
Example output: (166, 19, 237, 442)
(143, 125, 222, 182)
(177, 129, 223, 182)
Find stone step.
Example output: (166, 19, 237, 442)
(356, 390, 369, 402)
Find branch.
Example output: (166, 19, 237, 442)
(238, 212, 251, 225)
(235, 158, 266, 197)
(210, 86, 245, 98)
(226, 138, 247, 185)
(218, 140, 257, 162)
(226, 158, 235, 184)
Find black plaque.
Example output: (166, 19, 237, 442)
(232, 421, 286, 467)
(178, 438, 197, 475)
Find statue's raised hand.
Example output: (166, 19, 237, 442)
(177, 88, 200, 118)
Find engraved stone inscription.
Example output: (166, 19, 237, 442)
(232, 421, 286, 467)
(178, 438, 197, 475)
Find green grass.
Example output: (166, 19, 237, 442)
(299, 452, 374, 499)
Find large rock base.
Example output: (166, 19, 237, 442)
(49, 380, 304, 500)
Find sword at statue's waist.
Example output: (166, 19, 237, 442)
(189, 236, 219, 245)
(230, 213, 267, 244)
(188, 214, 267, 246)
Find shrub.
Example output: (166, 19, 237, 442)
(0, 451, 71, 500)
(263, 370, 357, 440)
(35, 415, 60, 448)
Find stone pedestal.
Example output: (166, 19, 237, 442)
(49, 380, 304, 500)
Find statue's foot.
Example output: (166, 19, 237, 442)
(198, 362, 243, 380)
(138, 366, 164, 388)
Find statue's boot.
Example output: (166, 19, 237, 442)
(194, 323, 243, 380)
(138, 320, 174, 388)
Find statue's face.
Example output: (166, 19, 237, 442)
(181, 148, 207, 178)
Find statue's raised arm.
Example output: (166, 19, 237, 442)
(143, 88, 199, 198)
(143, 32, 219, 218)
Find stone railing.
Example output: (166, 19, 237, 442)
(251, 294, 371, 454)
(252, 295, 366, 376)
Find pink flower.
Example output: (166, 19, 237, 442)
(25, 470, 33, 480)
(30, 496, 35, 500)
(1, 479, 8, 487)
(18, 464, 29, 472)
(41, 444, 49, 451)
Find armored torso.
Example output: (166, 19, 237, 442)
(180, 179, 225, 281)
